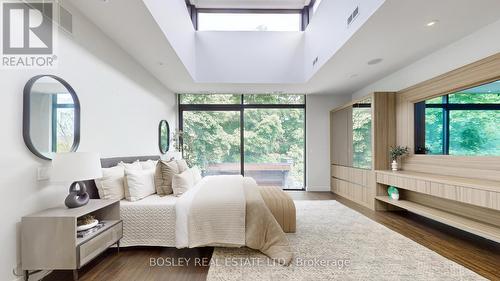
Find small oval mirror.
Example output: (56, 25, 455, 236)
(23, 75, 80, 160)
(159, 120, 170, 154)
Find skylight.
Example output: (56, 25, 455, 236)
(197, 12, 302, 31)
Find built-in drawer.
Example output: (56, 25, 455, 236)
(78, 221, 122, 267)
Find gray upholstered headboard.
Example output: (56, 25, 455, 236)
(85, 155, 161, 199)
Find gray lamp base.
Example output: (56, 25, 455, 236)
(65, 181, 90, 208)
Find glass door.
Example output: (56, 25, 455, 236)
(244, 108, 305, 189)
(182, 111, 241, 176)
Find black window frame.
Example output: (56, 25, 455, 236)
(185, 0, 321, 31)
(414, 92, 500, 155)
(178, 94, 307, 190)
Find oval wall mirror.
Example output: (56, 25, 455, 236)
(23, 75, 81, 160)
(159, 120, 170, 154)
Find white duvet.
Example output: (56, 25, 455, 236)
(175, 175, 246, 248)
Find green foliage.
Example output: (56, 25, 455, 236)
(425, 108, 443, 154)
(424, 89, 500, 156)
(389, 146, 409, 161)
(449, 110, 500, 155)
(179, 94, 305, 105)
(180, 94, 306, 189)
(352, 107, 372, 169)
(180, 94, 241, 104)
(243, 94, 305, 104)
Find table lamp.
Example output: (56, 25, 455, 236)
(51, 152, 102, 208)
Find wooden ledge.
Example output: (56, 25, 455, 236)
(375, 170, 500, 193)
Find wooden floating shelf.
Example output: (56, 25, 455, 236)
(375, 196, 500, 243)
(376, 170, 500, 193)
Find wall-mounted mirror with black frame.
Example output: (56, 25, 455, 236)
(159, 120, 170, 154)
(23, 75, 81, 160)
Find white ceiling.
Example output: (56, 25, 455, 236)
(189, 0, 311, 9)
(68, 0, 500, 95)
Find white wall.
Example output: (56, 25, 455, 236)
(305, 0, 385, 80)
(195, 31, 304, 83)
(0, 3, 176, 281)
(306, 94, 351, 191)
(142, 0, 197, 78)
(352, 18, 500, 99)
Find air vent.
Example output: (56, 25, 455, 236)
(59, 5, 73, 34)
(347, 6, 359, 26)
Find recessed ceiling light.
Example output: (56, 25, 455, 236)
(367, 58, 383, 65)
(426, 20, 439, 27)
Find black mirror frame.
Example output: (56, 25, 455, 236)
(158, 120, 170, 154)
(23, 75, 81, 161)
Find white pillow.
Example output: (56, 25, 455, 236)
(124, 168, 156, 201)
(191, 166, 202, 184)
(176, 159, 189, 173)
(118, 161, 142, 170)
(140, 160, 157, 170)
(94, 166, 125, 200)
(172, 169, 194, 196)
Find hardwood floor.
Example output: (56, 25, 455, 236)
(43, 247, 213, 281)
(43, 191, 500, 281)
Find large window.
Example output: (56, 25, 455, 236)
(179, 94, 305, 190)
(415, 80, 500, 156)
(198, 12, 302, 31)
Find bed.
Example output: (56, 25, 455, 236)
(85, 156, 294, 264)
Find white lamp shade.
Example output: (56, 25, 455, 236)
(51, 152, 103, 182)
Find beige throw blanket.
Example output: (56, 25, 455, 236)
(177, 175, 293, 265)
(188, 175, 246, 247)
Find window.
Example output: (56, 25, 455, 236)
(415, 80, 500, 156)
(179, 94, 306, 190)
(52, 93, 75, 153)
(180, 94, 240, 104)
(197, 12, 302, 31)
(352, 99, 372, 169)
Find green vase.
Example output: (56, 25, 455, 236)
(387, 186, 399, 197)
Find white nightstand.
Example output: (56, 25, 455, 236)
(21, 199, 122, 281)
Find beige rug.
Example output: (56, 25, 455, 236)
(207, 200, 484, 281)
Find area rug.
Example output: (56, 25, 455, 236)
(207, 200, 484, 281)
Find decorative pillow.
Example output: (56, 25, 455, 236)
(191, 166, 202, 184)
(176, 159, 189, 173)
(118, 161, 142, 170)
(94, 166, 125, 200)
(140, 160, 157, 170)
(117, 161, 142, 192)
(172, 169, 194, 196)
(124, 168, 156, 201)
(155, 160, 179, 195)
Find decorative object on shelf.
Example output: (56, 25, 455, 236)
(23, 75, 81, 160)
(77, 222, 105, 238)
(51, 152, 103, 208)
(389, 145, 409, 171)
(158, 120, 170, 154)
(76, 215, 98, 231)
(387, 186, 399, 200)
